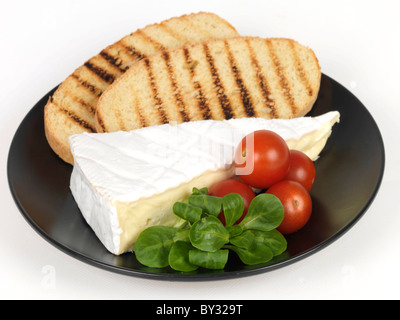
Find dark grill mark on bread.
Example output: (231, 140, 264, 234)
(72, 97, 96, 115)
(143, 58, 169, 124)
(84, 61, 115, 84)
(114, 109, 126, 132)
(129, 80, 148, 128)
(266, 39, 297, 115)
(56, 105, 95, 132)
(183, 47, 212, 120)
(162, 51, 190, 122)
(288, 41, 314, 97)
(100, 50, 128, 73)
(71, 74, 104, 97)
(96, 115, 107, 133)
(159, 23, 187, 43)
(120, 43, 146, 61)
(136, 105, 147, 128)
(137, 29, 166, 51)
(224, 40, 255, 118)
(245, 39, 278, 118)
(203, 43, 234, 120)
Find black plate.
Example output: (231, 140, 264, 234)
(7, 74, 385, 281)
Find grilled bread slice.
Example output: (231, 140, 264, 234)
(44, 12, 239, 164)
(95, 37, 321, 133)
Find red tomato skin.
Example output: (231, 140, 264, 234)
(286, 150, 316, 192)
(234, 130, 290, 189)
(266, 180, 312, 235)
(208, 179, 256, 225)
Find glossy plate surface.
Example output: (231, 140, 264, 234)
(8, 74, 385, 281)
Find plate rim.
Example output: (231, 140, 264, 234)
(7, 74, 386, 281)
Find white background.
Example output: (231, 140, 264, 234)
(1, 0, 399, 300)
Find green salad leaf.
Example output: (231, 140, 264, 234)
(189, 249, 229, 270)
(225, 225, 243, 238)
(222, 193, 245, 226)
(169, 241, 198, 272)
(134, 187, 287, 271)
(135, 226, 178, 268)
(190, 215, 229, 252)
(239, 194, 284, 232)
(228, 229, 286, 265)
(188, 194, 222, 217)
(228, 230, 274, 265)
(173, 202, 202, 224)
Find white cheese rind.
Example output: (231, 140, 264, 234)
(70, 164, 121, 254)
(69, 111, 340, 255)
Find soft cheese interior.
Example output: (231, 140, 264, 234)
(70, 111, 340, 255)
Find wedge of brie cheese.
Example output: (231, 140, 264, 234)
(70, 111, 340, 255)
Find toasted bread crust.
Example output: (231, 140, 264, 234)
(44, 99, 74, 164)
(95, 37, 321, 133)
(44, 12, 240, 164)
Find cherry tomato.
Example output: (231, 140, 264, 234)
(208, 179, 256, 225)
(234, 130, 290, 189)
(266, 180, 312, 235)
(286, 150, 316, 192)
